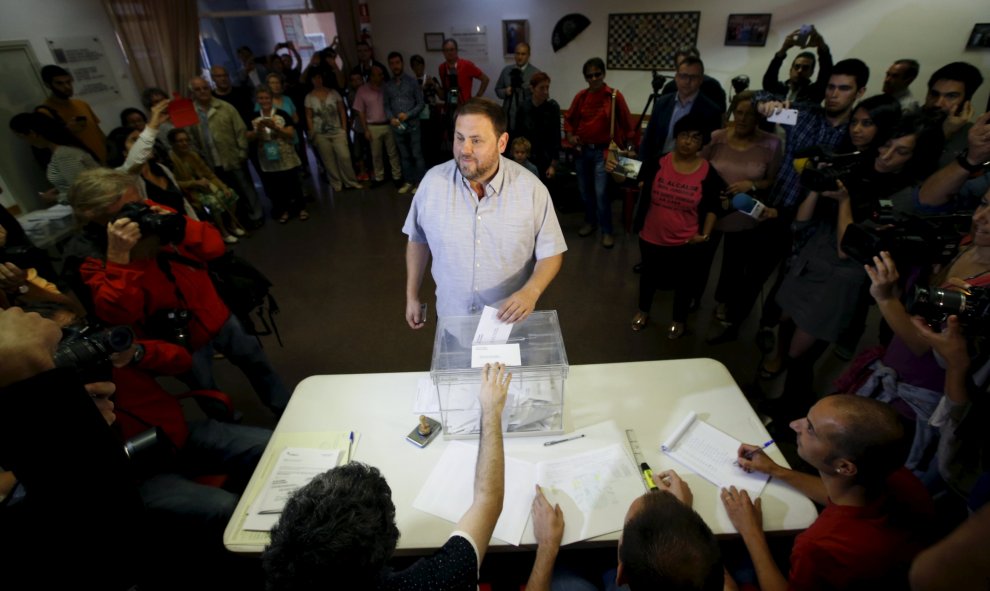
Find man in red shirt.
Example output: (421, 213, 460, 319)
(564, 58, 634, 248)
(438, 38, 490, 142)
(721, 394, 935, 590)
(439, 38, 490, 107)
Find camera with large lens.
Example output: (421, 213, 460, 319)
(796, 145, 863, 193)
(509, 68, 523, 90)
(840, 213, 970, 267)
(145, 308, 191, 348)
(0, 245, 36, 270)
(907, 285, 990, 335)
(114, 202, 186, 245)
(53, 324, 135, 383)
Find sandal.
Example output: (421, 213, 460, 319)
(298, 211, 310, 221)
(667, 322, 685, 340)
(277, 213, 289, 224)
(631, 312, 649, 332)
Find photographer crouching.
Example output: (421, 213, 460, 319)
(63, 168, 289, 416)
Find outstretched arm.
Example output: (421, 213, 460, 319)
(455, 363, 510, 559)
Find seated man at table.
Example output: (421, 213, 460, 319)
(262, 363, 511, 589)
(720, 394, 935, 590)
(525, 469, 724, 591)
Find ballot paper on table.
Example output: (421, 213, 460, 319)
(661, 412, 770, 498)
(413, 422, 643, 545)
(537, 442, 644, 546)
(243, 447, 341, 531)
(413, 441, 537, 545)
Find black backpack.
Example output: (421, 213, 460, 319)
(157, 250, 283, 347)
(206, 252, 282, 346)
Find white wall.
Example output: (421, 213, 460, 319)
(0, 0, 143, 127)
(368, 0, 990, 114)
(0, 0, 144, 211)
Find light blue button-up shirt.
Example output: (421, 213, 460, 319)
(662, 92, 698, 154)
(403, 156, 567, 317)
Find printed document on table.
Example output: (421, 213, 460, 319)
(473, 305, 513, 344)
(413, 441, 537, 545)
(227, 431, 356, 545)
(536, 443, 644, 545)
(661, 412, 770, 498)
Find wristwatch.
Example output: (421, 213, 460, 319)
(956, 149, 988, 173)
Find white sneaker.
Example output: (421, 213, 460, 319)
(233, 228, 247, 237)
(223, 235, 238, 244)
(398, 182, 414, 194)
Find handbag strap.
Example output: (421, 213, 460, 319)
(609, 89, 617, 143)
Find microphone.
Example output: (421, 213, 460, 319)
(730, 193, 766, 220)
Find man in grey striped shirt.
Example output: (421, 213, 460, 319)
(403, 99, 566, 327)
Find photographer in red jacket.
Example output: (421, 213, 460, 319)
(64, 168, 289, 416)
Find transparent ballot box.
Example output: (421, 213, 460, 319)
(430, 310, 569, 439)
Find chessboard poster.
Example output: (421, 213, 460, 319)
(607, 12, 701, 71)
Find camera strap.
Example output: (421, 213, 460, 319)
(155, 251, 192, 310)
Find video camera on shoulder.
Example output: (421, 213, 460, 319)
(53, 324, 135, 383)
(113, 202, 186, 245)
(840, 213, 970, 268)
(908, 284, 990, 336)
(796, 145, 863, 193)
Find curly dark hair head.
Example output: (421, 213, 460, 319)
(262, 463, 400, 590)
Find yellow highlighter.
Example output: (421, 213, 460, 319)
(641, 462, 658, 491)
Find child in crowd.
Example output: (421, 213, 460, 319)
(511, 136, 539, 177)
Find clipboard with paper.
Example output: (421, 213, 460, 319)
(661, 412, 770, 498)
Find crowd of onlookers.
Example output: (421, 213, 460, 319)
(2, 23, 990, 591)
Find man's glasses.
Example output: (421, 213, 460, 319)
(584, 71, 604, 80)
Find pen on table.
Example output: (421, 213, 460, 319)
(347, 431, 355, 462)
(640, 462, 658, 490)
(543, 433, 585, 447)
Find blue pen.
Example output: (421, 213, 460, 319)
(744, 439, 775, 459)
(735, 439, 774, 467)
(347, 431, 355, 463)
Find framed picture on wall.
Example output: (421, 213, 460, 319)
(967, 24, 990, 48)
(424, 32, 444, 52)
(725, 14, 771, 47)
(503, 20, 528, 57)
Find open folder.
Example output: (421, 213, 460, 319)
(661, 411, 770, 498)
